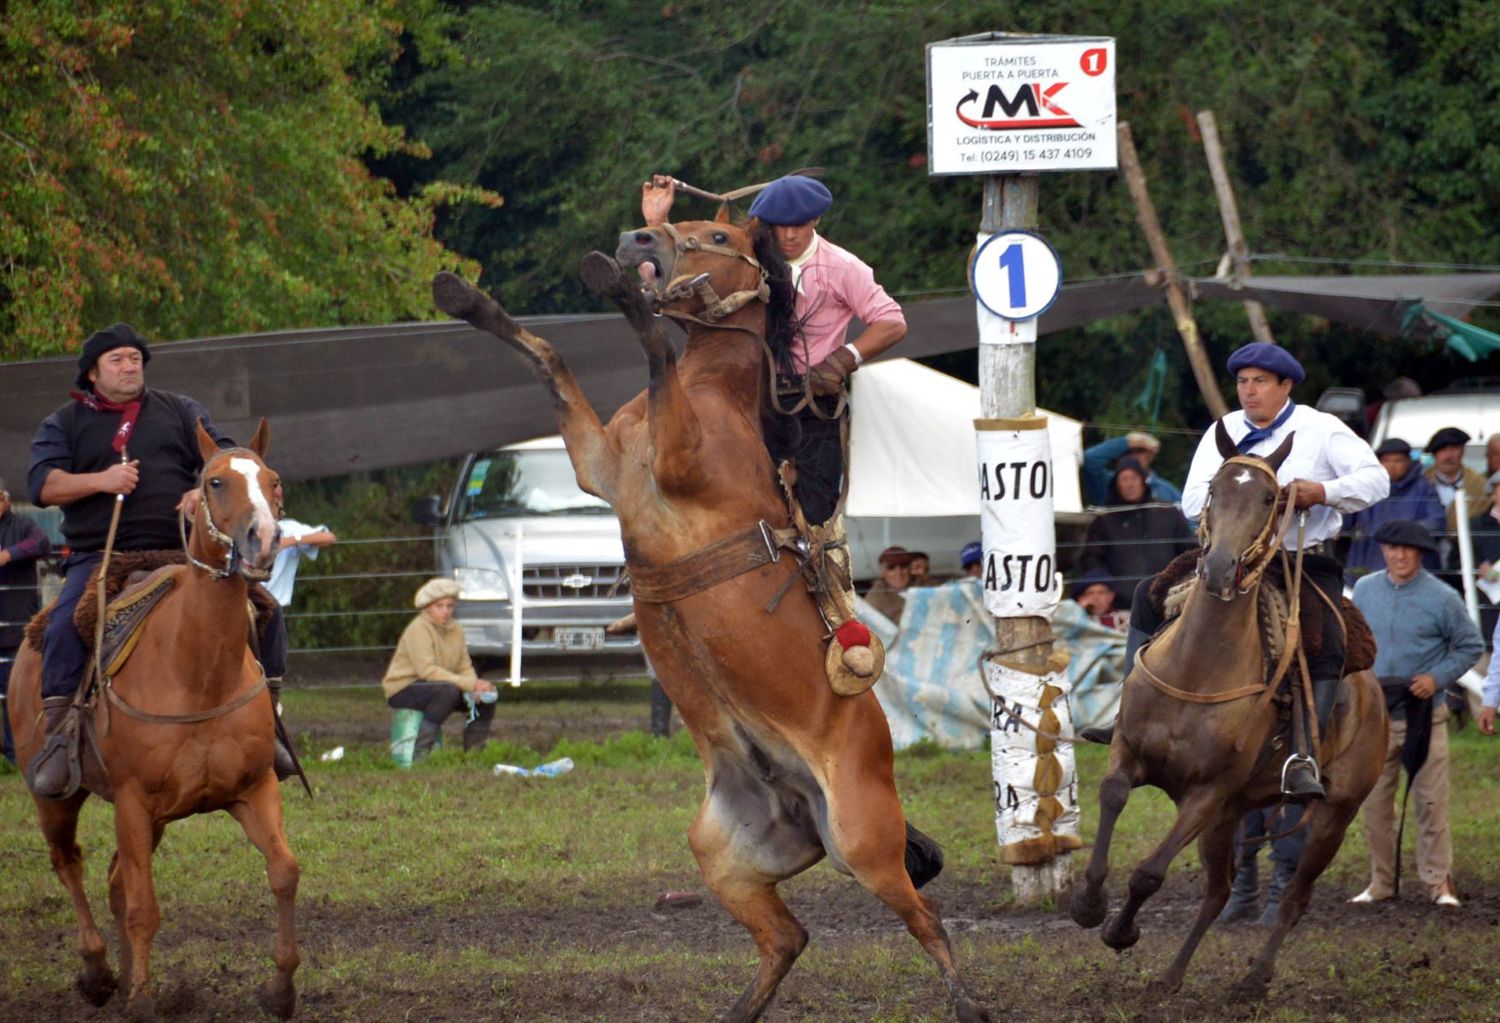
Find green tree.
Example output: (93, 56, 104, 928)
(0, 0, 495, 359)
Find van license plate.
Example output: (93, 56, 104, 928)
(555, 627, 605, 651)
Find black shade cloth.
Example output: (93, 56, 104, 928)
(4, 270, 1500, 484)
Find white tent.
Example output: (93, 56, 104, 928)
(843, 358, 1083, 579)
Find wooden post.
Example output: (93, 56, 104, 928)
(980, 174, 1071, 903)
(1117, 121, 1229, 420)
(1196, 110, 1274, 343)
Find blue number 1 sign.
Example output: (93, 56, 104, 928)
(968, 230, 1063, 321)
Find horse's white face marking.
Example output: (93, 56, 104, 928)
(229, 457, 273, 519)
(1234, 469, 1254, 486)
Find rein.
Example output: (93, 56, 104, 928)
(178, 458, 274, 582)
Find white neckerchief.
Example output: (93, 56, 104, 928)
(785, 232, 820, 294)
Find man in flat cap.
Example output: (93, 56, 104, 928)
(1351, 520, 1482, 908)
(25, 324, 296, 797)
(1087, 341, 1388, 801)
(1344, 437, 1444, 583)
(641, 173, 906, 529)
(1423, 426, 1485, 533)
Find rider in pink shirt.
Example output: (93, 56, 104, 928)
(642, 173, 906, 526)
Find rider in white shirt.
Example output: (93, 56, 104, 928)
(1089, 342, 1388, 800)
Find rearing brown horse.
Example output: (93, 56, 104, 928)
(8, 420, 300, 1020)
(432, 213, 987, 1022)
(1070, 425, 1386, 1001)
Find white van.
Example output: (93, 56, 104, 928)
(1369, 390, 1499, 475)
(413, 437, 640, 662)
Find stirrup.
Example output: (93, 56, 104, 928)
(1280, 753, 1323, 800)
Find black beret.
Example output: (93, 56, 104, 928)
(75, 323, 151, 389)
(1373, 438, 1412, 457)
(1070, 567, 1117, 600)
(1372, 519, 1439, 555)
(1425, 427, 1471, 454)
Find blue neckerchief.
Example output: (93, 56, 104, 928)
(1236, 400, 1295, 454)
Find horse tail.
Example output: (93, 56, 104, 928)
(904, 822, 945, 890)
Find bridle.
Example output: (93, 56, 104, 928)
(646, 222, 771, 329)
(1195, 454, 1297, 595)
(180, 450, 278, 582)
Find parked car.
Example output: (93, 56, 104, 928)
(413, 437, 641, 663)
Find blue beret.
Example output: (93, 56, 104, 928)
(748, 175, 833, 226)
(1226, 342, 1304, 385)
(960, 540, 983, 568)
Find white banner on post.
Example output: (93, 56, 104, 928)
(975, 417, 1059, 619)
(987, 658, 1080, 859)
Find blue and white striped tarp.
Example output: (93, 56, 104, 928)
(861, 578, 1126, 750)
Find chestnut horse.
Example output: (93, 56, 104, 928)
(432, 215, 987, 1022)
(1070, 426, 1386, 1001)
(7, 420, 300, 1020)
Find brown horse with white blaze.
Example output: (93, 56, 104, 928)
(432, 213, 987, 1022)
(7, 420, 300, 1020)
(1070, 425, 1387, 1002)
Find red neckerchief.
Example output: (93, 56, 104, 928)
(71, 389, 142, 453)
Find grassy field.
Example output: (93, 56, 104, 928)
(2, 679, 1498, 1022)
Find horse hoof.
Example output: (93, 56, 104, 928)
(75, 964, 117, 1007)
(257, 977, 297, 1020)
(1101, 913, 1140, 950)
(1229, 973, 1270, 1004)
(578, 252, 627, 297)
(955, 997, 993, 1023)
(1145, 976, 1182, 1001)
(1071, 888, 1108, 929)
(125, 993, 157, 1023)
(432, 272, 480, 318)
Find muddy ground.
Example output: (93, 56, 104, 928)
(7, 873, 1497, 1022)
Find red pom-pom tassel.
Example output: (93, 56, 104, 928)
(836, 621, 872, 648)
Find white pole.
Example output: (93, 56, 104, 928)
(509, 524, 524, 687)
(1455, 486, 1481, 628)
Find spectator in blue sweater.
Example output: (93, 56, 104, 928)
(1081, 432, 1182, 507)
(1344, 438, 1445, 584)
(1351, 520, 1484, 909)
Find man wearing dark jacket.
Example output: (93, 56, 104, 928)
(0, 477, 52, 763)
(25, 324, 293, 798)
(1078, 457, 1196, 600)
(1344, 438, 1445, 583)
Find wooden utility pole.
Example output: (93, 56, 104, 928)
(1196, 110, 1274, 342)
(979, 174, 1071, 903)
(1117, 121, 1229, 420)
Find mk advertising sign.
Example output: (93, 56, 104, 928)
(926, 34, 1117, 175)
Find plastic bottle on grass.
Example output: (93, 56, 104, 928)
(492, 764, 530, 777)
(532, 757, 574, 777)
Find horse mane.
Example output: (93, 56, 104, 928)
(750, 223, 804, 466)
(752, 224, 800, 377)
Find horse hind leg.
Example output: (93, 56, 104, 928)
(36, 791, 117, 1007)
(1151, 810, 1240, 997)
(1232, 799, 1357, 1003)
(688, 769, 822, 1022)
(229, 777, 301, 1020)
(822, 771, 989, 1022)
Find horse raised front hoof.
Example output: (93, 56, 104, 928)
(1071, 885, 1108, 929)
(257, 976, 297, 1020)
(577, 251, 629, 299)
(1101, 912, 1141, 950)
(431, 271, 482, 319)
(75, 962, 117, 1007)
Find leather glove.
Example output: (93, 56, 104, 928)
(808, 347, 858, 397)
